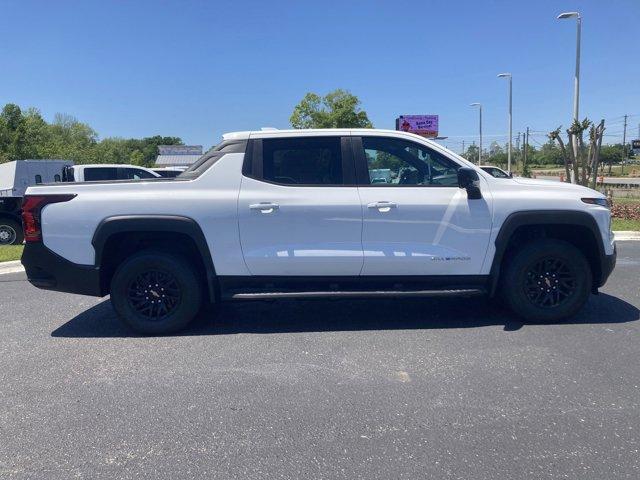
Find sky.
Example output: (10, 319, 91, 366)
(1, 0, 639, 152)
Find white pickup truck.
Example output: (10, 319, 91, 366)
(21, 129, 616, 334)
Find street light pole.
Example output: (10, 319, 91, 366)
(558, 11, 582, 161)
(498, 73, 512, 172)
(470, 103, 482, 165)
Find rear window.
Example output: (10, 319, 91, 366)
(84, 167, 118, 181)
(261, 137, 343, 185)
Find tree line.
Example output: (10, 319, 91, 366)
(0, 103, 182, 166)
(463, 138, 630, 170)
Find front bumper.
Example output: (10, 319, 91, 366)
(598, 243, 617, 288)
(21, 242, 104, 297)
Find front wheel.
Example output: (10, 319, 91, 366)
(502, 239, 592, 322)
(110, 250, 202, 335)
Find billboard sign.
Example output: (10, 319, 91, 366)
(158, 145, 203, 155)
(396, 115, 439, 138)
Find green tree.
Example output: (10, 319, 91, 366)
(0, 102, 184, 166)
(462, 144, 479, 163)
(530, 140, 561, 165)
(290, 89, 373, 129)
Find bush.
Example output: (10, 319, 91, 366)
(611, 202, 640, 220)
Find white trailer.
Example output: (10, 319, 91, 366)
(0, 159, 73, 197)
(0, 160, 73, 244)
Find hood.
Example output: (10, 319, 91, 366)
(512, 177, 603, 196)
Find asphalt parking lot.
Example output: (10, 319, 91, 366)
(1, 243, 639, 479)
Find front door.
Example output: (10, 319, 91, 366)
(353, 135, 493, 276)
(238, 136, 363, 276)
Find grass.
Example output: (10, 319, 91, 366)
(612, 218, 640, 231)
(0, 245, 24, 262)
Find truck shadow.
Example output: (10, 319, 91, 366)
(51, 293, 640, 338)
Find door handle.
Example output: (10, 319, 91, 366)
(249, 202, 279, 213)
(367, 201, 397, 212)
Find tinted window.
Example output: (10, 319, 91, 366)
(261, 137, 343, 185)
(482, 167, 510, 178)
(362, 137, 459, 186)
(84, 167, 118, 181)
(120, 168, 156, 180)
(154, 170, 182, 178)
(54, 174, 61, 182)
(35, 175, 42, 184)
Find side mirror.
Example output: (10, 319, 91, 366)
(457, 167, 482, 199)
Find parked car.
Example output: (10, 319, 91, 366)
(62, 164, 161, 182)
(0, 159, 73, 245)
(21, 129, 616, 334)
(480, 165, 512, 178)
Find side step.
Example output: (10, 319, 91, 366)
(227, 288, 486, 300)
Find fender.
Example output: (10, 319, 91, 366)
(488, 210, 606, 296)
(92, 215, 217, 300)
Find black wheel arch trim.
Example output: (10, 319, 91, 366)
(92, 215, 217, 301)
(489, 209, 609, 296)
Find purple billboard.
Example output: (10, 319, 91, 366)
(395, 115, 439, 138)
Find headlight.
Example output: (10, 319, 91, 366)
(581, 197, 610, 209)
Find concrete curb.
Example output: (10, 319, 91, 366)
(0, 260, 24, 275)
(1, 231, 639, 276)
(614, 231, 640, 242)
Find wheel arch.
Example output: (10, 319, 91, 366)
(489, 210, 606, 296)
(92, 215, 217, 301)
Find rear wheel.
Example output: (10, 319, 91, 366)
(110, 250, 202, 334)
(502, 239, 591, 322)
(0, 219, 23, 245)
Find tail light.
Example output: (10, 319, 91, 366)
(22, 194, 76, 243)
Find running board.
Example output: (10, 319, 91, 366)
(226, 288, 486, 300)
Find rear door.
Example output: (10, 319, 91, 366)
(238, 135, 363, 276)
(354, 135, 493, 276)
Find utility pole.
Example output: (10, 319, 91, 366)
(462, 140, 465, 156)
(515, 132, 520, 171)
(621, 114, 628, 175)
(520, 132, 527, 173)
(497, 73, 513, 172)
(523, 128, 529, 174)
(470, 103, 483, 165)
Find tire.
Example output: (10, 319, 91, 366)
(110, 250, 203, 335)
(502, 239, 592, 322)
(0, 219, 23, 245)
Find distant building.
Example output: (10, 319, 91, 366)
(155, 145, 203, 167)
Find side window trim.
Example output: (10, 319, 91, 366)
(244, 136, 357, 187)
(352, 135, 461, 187)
